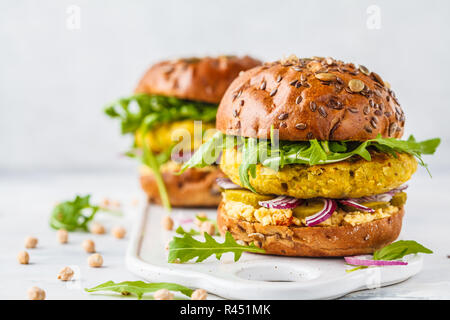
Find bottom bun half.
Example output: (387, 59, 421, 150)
(140, 167, 224, 207)
(217, 201, 404, 257)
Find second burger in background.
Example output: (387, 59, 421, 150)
(105, 56, 260, 209)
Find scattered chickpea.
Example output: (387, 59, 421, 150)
(111, 200, 121, 208)
(101, 197, 111, 208)
(57, 266, 74, 281)
(131, 197, 139, 207)
(88, 253, 103, 267)
(200, 221, 216, 236)
(90, 222, 105, 234)
(153, 289, 174, 300)
(191, 288, 208, 300)
(27, 286, 46, 300)
(24, 236, 38, 249)
(17, 251, 29, 264)
(195, 213, 207, 226)
(82, 239, 96, 253)
(111, 226, 126, 239)
(56, 229, 69, 244)
(161, 215, 174, 231)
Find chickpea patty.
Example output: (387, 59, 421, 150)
(135, 120, 216, 153)
(220, 148, 417, 199)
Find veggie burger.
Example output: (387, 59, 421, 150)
(181, 55, 440, 256)
(105, 56, 260, 209)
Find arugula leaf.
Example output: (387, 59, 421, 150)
(84, 281, 193, 299)
(175, 226, 200, 236)
(373, 240, 433, 261)
(49, 195, 101, 232)
(168, 231, 265, 263)
(238, 138, 259, 192)
(139, 129, 171, 211)
(179, 132, 241, 174)
(105, 94, 217, 135)
(181, 133, 440, 190)
(346, 266, 368, 273)
(372, 135, 440, 176)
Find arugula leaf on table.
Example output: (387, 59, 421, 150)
(168, 231, 265, 263)
(84, 281, 193, 299)
(50, 195, 103, 232)
(175, 226, 200, 236)
(373, 240, 433, 261)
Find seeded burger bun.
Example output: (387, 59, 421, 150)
(217, 56, 405, 141)
(216, 56, 407, 256)
(136, 56, 261, 104)
(138, 56, 261, 207)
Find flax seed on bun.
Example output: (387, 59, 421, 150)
(135, 56, 261, 104)
(216, 56, 405, 141)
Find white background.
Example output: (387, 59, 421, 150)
(0, 0, 449, 173)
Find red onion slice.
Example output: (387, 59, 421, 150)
(258, 196, 303, 209)
(305, 199, 337, 226)
(216, 178, 243, 190)
(345, 255, 408, 266)
(386, 184, 408, 196)
(339, 200, 375, 213)
(350, 185, 409, 203)
(173, 213, 194, 225)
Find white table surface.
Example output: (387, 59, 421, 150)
(0, 170, 449, 300)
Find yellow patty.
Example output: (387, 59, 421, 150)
(222, 198, 399, 228)
(220, 148, 417, 199)
(135, 120, 216, 153)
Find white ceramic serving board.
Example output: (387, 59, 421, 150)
(126, 205, 423, 300)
